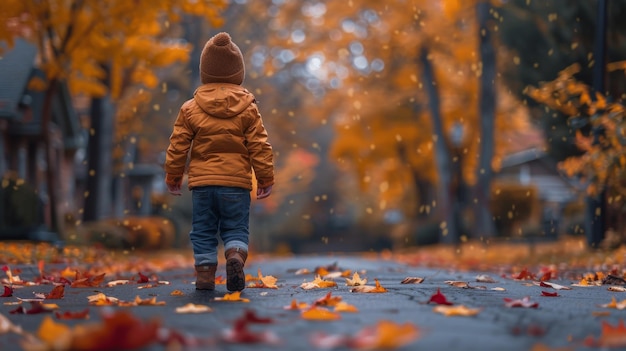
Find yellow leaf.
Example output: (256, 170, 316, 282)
(334, 302, 359, 313)
(350, 279, 387, 293)
(345, 272, 367, 286)
(87, 293, 119, 306)
(300, 275, 338, 290)
(214, 291, 250, 303)
(301, 306, 341, 321)
(248, 269, 278, 289)
(433, 305, 481, 317)
(175, 303, 212, 314)
(37, 316, 70, 345)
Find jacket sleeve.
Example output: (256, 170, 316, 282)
(245, 107, 275, 188)
(165, 107, 194, 176)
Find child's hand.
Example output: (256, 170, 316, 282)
(167, 183, 182, 196)
(256, 185, 272, 199)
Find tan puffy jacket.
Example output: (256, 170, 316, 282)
(165, 83, 274, 190)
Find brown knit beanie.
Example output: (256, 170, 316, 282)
(199, 32, 245, 85)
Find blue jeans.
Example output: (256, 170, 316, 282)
(190, 186, 250, 266)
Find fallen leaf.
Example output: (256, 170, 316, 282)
(1, 286, 13, 297)
(599, 296, 626, 310)
(445, 281, 470, 288)
(349, 320, 420, 349)
(10, 301, 58, 314)
(504, 297, 539, 308)
(170, 290, 185, 296)
(427, 288, 453, 305)
(87, 292, 119, 306)
(45, 285, 65, 299)
(283, 299, 309, 310)
(529, 343, 573, 351)
(215, 291, 250, 303)
(221, 309, 278, 344)
(512, 268, 536, 280)
(476, 275, 496, 283)
(0, 312, 24, 334)
(346, 272, 367, 286)
(585, 319, 626, 348)
(314, 291, 342, 307)
(541, 291, 559, 297)
(247, 269, 278, 289)
(334, 302, 359, 313)
(300, 275, 338, 290)
(401, 277, 424, 284)
(350, 279, 387, 293)
(537, 281, 572, 290)
(137, 272, 150, 283)
(301, 306, 341, 321)
(106, 280, 129, 287)
(71, 272, 106, 288)
(55, 308, 90, 320)
(175, 303, 212, 314)
(608, 286, 626, 292)
(433, 305, 481, 317)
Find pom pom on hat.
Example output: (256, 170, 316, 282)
(199, 32, 245, 85)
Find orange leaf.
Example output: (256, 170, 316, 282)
(350, 320, 419, 349)
(175, 303, 212, 314)
(345, 272, 367, 286)
(314, 291, 342, 307)
(334, 302, 359, 313)
(55, 308, 90, 320)
(350, 279, 387, 293)
(301, 306, 341, 321)
(46, 285, 65, 299)
(215, 291, 250, 303)
(433, 305, 481, 317)
(283, 299, 309, 310)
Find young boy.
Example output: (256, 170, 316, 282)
(164, 32, 274, 292)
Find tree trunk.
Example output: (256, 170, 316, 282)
(41, 79, 62, 236)
(419, 47, 459, 244)
(83, 96, 114, 222)
(474, 1, 497, 240)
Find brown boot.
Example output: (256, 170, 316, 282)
(195, 264, 217, 290)
(225, 248, 247, 291)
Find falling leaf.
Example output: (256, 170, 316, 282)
(215, 291, 250, 303)
(55, 308, 90, 320)
(504, 297, 539, 308)
(346, 272, 367, 286)
(433, 305, 481, 317)
(427, 288, 453, 305)
(476, 275, 496, 283)
(350, 279, 387, 293)
(175, 303, 212, 314)
(301, 306, 341, 321)
(247, 269, 278, 289)
(401, 277, 424, 284)
(300, 275, 338, 290)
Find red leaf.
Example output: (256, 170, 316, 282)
(55, 308, 90, 320)
(243, 309, 273, 324)
(428, 288, 453, 305)
(504, 297, 539, 308)
(222, 309, 278, 344)
(10, 301, 54, 314)
(1, 285, 13, 297)
(540, 291, 559, 297)
(46, 285, 65, 299)
(512, 268, 536, 280)
(138, 272, 150, 283)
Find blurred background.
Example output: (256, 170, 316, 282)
(0, 0, 625, 254)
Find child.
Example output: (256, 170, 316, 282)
(164, 32, 274, 292)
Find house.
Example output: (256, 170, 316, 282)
(0, 39, 83, 241)
(494, 147, 584, 238)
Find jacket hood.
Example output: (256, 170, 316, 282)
(193, 83, 255, 119)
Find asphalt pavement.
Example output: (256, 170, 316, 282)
(0, 253, 622, 350)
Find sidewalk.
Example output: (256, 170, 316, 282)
(0, 250, 622, 350)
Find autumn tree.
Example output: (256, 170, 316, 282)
(224, 0, 529, 246)
(0, 0, 226, 235)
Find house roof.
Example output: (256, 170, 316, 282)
(0, 39, 37, 119)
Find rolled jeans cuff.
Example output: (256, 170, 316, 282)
(224, 240, 248, 253)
